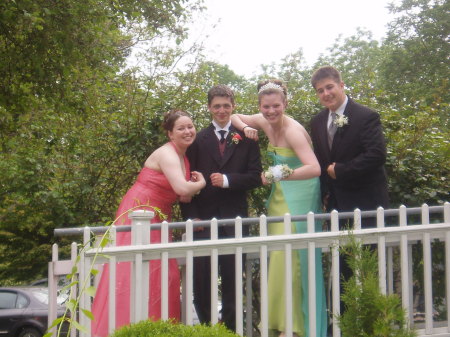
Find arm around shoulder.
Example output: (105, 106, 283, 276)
(158, 146, 206, 196)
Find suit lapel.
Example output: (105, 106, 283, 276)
(220, 126, 238, 167)
(331, 99, 352, 156)
(203, 124, 222, 165)
(316, 110, 332, 161)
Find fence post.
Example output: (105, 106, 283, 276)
(399, 205, 411, 326)
(235, 217, 244, 335)
(259, 215, 268, 337)
(79, 226, 91, 337)
(330, 210, 340, 337)
(377, 207, 387, 294)
(307, 212, 317, 337)
(184, 219, 194, 325)
(48, 244, 58, 336)
(245, 253, 253, 337)
(283, 213, 293, 337)
(108, 225, 117, 335)
(129, 210, 154, 323)
(210, 218, 219, 325)
(161, 220, 169, 320)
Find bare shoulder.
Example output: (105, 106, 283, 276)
(285, 117, 312, 145)
(285, 116, 306, 134)
(145, 143, 175, 169)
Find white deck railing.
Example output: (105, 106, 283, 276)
(49, 203, 450, 337)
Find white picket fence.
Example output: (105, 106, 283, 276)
(49, 203, 450, 337)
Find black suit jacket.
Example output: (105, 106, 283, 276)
(180, 124, 262, 237)
(310, 97, 389, 213)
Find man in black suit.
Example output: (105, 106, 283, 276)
(180, 85, 262, 331)
(310, 66, 389, 225)
(310, 66, 389, 315)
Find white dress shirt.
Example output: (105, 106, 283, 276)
(327, 96, 348, 128)
(211, 120, 230, 188)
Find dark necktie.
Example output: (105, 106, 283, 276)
(218, 130, 227, 144)
(328, 112, 338, 148)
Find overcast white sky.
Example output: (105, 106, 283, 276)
(189, 0, 395, 77)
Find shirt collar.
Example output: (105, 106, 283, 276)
(212, 120, 231, 131)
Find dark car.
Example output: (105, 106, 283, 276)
(0, 287, 68, 337)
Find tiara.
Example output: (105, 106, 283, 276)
(258, 82, 283, 94)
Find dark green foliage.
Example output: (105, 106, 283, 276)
(110, 319, 239, 337)
(338, 237, 417, 337)
(383, 105, 449, 207)
(381, 0, 450, 107)
(0, 0, 204, 284)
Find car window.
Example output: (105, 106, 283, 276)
(0, 291, 30, 309)
(0, 291, 18, 309)
(16, 293, 29, 309)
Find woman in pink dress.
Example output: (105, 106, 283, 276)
(92, 110, 206, 337)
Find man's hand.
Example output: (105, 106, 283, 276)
(210, 172, 224, 187)
(327, 163, 336, 179)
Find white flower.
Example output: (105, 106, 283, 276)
(264, 164, 293, 183)
(334, 115, 349, 128)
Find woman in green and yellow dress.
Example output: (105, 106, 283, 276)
(231, 80, 327, 337)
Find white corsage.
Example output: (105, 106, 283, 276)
(264, 164, 293, 183)
(334, 115, 349, 128)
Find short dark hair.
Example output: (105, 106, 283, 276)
(207, 85, 235, 106)
(162, 109, 191, 132)
(311, 66, 342, 89)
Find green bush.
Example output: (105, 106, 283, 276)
(109, 319, 240, 337)
(338, 236, 417, 337)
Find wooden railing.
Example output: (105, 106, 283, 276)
(49, 203, 450, 337)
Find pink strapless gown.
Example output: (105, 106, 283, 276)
(92, 157, 188, 336)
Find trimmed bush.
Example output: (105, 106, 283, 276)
(109, 319, 240, 337)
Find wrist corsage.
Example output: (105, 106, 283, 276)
(264, 164, 293, 183)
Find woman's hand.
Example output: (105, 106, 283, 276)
(261, 172, 270, 185)
(243, 126, 259, 141)
(191, 171, 206, 188)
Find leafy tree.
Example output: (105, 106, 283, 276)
(314, 29, 383, 102)
(380, 0, 450, 108)
(0, 0, 204, 284)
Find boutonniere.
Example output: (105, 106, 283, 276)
(334, 115, 349, 128)
(229, 132, 242, 145)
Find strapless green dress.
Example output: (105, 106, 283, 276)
(267, 145, 327, 337)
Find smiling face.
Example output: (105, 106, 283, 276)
(168, 115, 196, 147)
(208, 96, 235, 128)
(259, 92, 287, 124)
(314, 77, 346, 112)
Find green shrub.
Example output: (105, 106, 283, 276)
(338, 236, 417, 337)
(109, 319, 240, 337)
